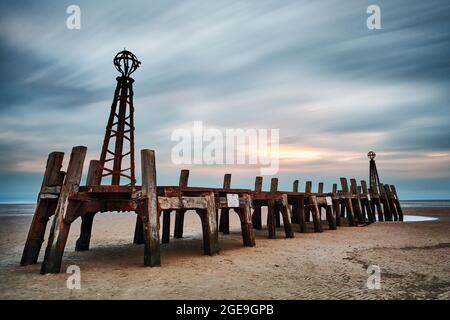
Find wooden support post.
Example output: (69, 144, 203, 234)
(318, 182, 324, 194)
(379, 183, 393, 221)
(325, 205, 337, 230)
(199, 192, 219, 255)
(161, 210, 172, 244)
(41, 146, 87, 274)
(237, 193, 256, 246)
(270, 178, 280, 227)
(291, 180, 299, 224)
(340, 178, 357, 226)
(317, 182, 324, 221)
(385, 184, 399, 221)
(332, 183, 341, 227)
(305, 181, 312, 222)
(360, 180, 375, 223)
(298, 195, 306, 233)
(140, 149, 161, 267)
(21, 152, 64, 266)
(350, 179, 364, 223)
(267, 199, 276, 239)
(133, 215, 144, 244)
(75, 160, 101, 251)
(252, 176, 263, 230)
(391, 185, 404, 221)
(369, 185, 384, 222)
(293, 180, 299, 192)
(308, 195, 323, 232)
(219, 173, 231, 234)
(174, 169, 189, 238)
(278, 194, 294, 238)
(333, 198, 341, 227)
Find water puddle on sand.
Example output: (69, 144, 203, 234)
(402, 215, 438, 222)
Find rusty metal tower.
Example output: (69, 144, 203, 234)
(368, 151, 380, 191)
(96, 50, 141, 186)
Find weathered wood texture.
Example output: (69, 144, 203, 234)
(350, 178, 364, 223)
(340, 177, 356, 226)
(305, 181, 312, 222)
(198, 192, 219, 255)
(237, 193, 256, 246)
(270, 178, 281, 228)
(41, 146, 87, 274)
(360, 180, 375, 223)
(308, 195, 323, 232)
(390, 185, 404, 221)
(21, 152, 64, 266)
(139, 149, 161, 267)
(75, 160, 100, 251)
(379, 183, 393, 221)
(251, 176, 263, 230)
(174, 169, 189, 238)
(219, 174, 231, 234)
(291, 180, 300, 224)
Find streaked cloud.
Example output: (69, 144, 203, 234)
(0, 0, 449, 201)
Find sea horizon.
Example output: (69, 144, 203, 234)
(1, 200, 450, 217)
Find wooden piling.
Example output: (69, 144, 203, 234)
(161, 210, 172, 243)
(267, 199, 276, 239)
(278, 194, 294, 238)
(291, 180, 299, 224)
(379, 183, 393, 221)
(238, 193, 256, 246)
(369, 184, 384, 222)
(350, 179, 364, 223)
(385, 184, 399, 221)
(305, 181, 312, 222)
(331, 183, 341, 227)
(140, 149, 161, 267)
(340, 178, 357, 226)
(219, 174, 231, 234)
(75, 160, 100, 251)
(270, 178, 281, 227)
(174, 169, 189, 238)
(360, 180, 375, 223)
(133, 215, 144, 244)
(199, 192, 219, 255)
(41, 146, 87, 274)
(252, 176, 263, 230)
(308, 195, 323, 232)
(21, 152, 64, 266)
(390, 185, 404, 221)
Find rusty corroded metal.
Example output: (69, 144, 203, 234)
(97, 50, 141, 186)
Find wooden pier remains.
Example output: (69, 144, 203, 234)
(20, 52, 405, 274)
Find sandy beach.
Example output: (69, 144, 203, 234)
(0, 207, 449, 300)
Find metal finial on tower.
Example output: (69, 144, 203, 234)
(113, 50, 141, 77)
(367, 151, 376, 160)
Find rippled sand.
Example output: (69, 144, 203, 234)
(0, 207, 449, 299)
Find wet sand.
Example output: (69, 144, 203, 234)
(0, 207, 449, 299)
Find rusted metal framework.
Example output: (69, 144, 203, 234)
(20, 52, 404, 275)
(97, 50, 140, 186)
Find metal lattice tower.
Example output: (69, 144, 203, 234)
(368, 151, 380, 192)
(96, 50, 141, 186)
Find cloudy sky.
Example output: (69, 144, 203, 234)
(0, 0, 449, 202)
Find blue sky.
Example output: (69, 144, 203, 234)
(0, 0, 449, 202)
